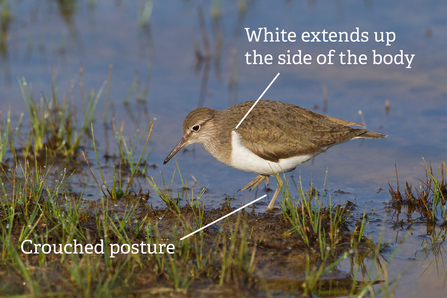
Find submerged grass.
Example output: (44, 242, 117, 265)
(83, 120, 154, 201)
(388, 160, 446, 224)
(0, 158, 438, 296)
(0, 106, 23, 163)
(386, 160, 447, 294)
(111, 117, 153, 174)
(279, 174, 367, 261)
(17, 72, 107, 159)
(0, 150, 405, 296)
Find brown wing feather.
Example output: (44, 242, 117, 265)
(224, 100, 368, 162)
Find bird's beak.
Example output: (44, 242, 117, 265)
(164, 137, 189, 164)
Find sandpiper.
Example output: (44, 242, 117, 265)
(164, 100, 386, 210)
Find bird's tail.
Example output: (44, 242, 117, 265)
(361, 131, 387, 139)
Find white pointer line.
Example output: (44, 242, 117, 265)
(180, 194, 267, 241)
(235, 72, 280, 129)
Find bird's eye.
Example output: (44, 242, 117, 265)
(192, 125, 200, 132)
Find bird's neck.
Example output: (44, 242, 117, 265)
(201, 115, 232, 166)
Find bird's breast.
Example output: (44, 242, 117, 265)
(229, 131, 313, 175)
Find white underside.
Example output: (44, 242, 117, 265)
(229, 131, 314, 175)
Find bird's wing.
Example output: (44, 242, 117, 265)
(230, 100, 366, 162)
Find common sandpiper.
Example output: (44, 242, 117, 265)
(164, 100, 386, 210)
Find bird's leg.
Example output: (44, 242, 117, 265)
(267, 173, 284, 210)
(239, 174, 269, 192)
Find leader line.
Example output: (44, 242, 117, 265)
(235, 73, 280, 129)
(180, 194, 267, 241)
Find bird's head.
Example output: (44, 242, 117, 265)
(164, 107, 216, 164)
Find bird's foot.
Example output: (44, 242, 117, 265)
(266, 205, 281, 211)
(238, 174, 269, 192)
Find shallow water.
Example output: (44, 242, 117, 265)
(0, 0, 445, 297)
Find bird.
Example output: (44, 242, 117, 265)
(164, 100, 386, 210)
